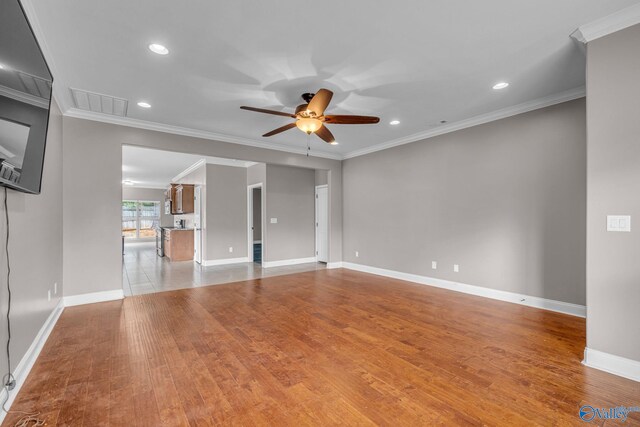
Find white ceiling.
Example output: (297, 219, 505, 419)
(122, 146, 255, 189)
(22, 0, 640, 158)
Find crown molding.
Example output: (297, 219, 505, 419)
(171, 159, 206, 183)
(571, 3, 640, 44)
(0, 84, 49, 109)
(63, 108, 344, 161)
(19, 0, 70, 112)
(342, 86, 586, 159)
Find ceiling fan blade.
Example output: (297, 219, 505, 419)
(315, 125, 335, 143)
(262, 122, 296, 137)
(307, 89, 333, 116)
(324, 115, 380, 124)
(240, 106, 296, 118)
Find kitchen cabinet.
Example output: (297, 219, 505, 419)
(163, 228, 194, 261)
(175, 184, 194, 214)
(165, 184, 195, 215)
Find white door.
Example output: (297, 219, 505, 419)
(194, 186, 203, 264)
(315, 186, 329, 263)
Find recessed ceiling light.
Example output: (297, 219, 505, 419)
(0, 64, 4, 70)
(148, 43, 169, 55)
(389, 120, 400, 125)
(122, 180, 134, 186)
(330, 141, 339, 145)
(493, 82, 509, 90)
(137, 101, 151, 108)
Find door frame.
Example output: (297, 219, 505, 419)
(193, 185, 203, 264)
(315, 184, 329, 263)
(247, 183, 264, 264)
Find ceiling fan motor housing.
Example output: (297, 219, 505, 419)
(301, 92, 315, 103)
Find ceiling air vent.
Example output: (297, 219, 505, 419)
(70, 88, 128, 116)
(17, 71, 52, 99)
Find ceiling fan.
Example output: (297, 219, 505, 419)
(240, 89, 380, 145)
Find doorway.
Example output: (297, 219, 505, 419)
(315, 185, 328, 263)
(248, 183, 264, 264)
(194, 185, 203, 264)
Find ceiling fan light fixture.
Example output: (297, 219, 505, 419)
(330, 141, 339, 145)
(296, 117, 322, 134)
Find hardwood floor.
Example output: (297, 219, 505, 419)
(3, 269, 639, 426)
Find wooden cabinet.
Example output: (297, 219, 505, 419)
(163, 229, 194, 262)
(175, 184, 194, 214)
(165, 184, 195, 215)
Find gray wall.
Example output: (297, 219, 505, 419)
(0, 100, 63, 378)
(247, 163, 266, 186)
(265, 164, 316, 262)
(586, 24, 640, 362)
(343, 98, 587, 305)
(253, 188, 261, 241)
(205, 164, 247, 260)
(122, 186, 173, 227)
(315, 169, 328, 186)
(62, 117, 341, 296)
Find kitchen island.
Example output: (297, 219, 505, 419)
(163, 227, 194, 261)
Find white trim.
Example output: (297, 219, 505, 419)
(315, 185, 329, 263)
(583, 348, 640, 383)
(263, 257, 318, 268)
(253, 240, 262, 244)
(0, 299, 64, 425)
(571, 3, 640, 44)
(342, 87, 586, 159)
(201, 257, 251, 267)
(64, 108, 343, 161)
(19, 0, 69, 112)
(61, 88, 587, 161)
(326, 262, 344, 269)
(247, 183, 264, 263)
(0, 84, 49, 109)
(341, 262, 586, 317)
(63, 289, 124, 307)
(171, 159, 206, 183)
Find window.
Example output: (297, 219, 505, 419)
(122, 200, 161, 239)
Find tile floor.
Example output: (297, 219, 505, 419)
(122, 241, 326, 296)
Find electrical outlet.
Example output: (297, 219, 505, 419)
(431, 261, 437, 270)
(47, 290, 51, 302)
(355, 251, 359, 258)
(270, 218, 278, 224)
(228, 247, 233, 253)
(54, 282, 58, 295)
(453, 264, 459, 273)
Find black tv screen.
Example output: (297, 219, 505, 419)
(0, 0, 53, 194)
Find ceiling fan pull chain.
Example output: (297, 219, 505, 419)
(306, 134, 310, 157)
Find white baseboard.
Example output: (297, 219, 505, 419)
(326, 262, 344, 269)
(202, 257, 251, 267)
(263, 257, 317, 268)
(583, 348, 640, 383)
(63, 289, 124, 307)
(0, 299, 64, 425)
(341, 262, 586, 318)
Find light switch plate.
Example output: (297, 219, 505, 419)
(431, 261, 437, 270)
(453, 264, 459, 273)
(607, 215, 631, 232)
(270, 218, 277, 224)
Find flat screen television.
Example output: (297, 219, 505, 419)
(0, 0, 53, 194)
